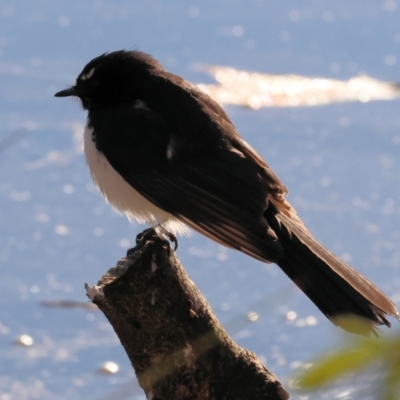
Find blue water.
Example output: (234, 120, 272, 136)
(0, 1, 399, 399)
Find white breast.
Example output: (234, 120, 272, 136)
(83, 124, 188, 235)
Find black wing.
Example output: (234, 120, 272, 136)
(90, 99, 286, 263)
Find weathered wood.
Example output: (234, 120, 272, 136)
(86, 235, 289, 400)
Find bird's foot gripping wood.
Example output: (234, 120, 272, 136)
(126, 227, 178, 258)
(157, 225, 179, 251)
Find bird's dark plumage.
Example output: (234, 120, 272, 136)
(55, 50, 398, 334)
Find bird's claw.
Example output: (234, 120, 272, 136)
(126, 228, 158, 258)
(161, 229, 178, 251)
(126, 227, 178, 258)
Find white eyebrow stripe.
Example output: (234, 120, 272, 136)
(81, 67, 95, 80)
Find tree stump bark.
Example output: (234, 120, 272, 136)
(86, 234, 289, 400)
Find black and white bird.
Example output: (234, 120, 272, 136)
(55, 50, 398, 334)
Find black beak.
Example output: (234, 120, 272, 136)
(54, 87, 77, 97)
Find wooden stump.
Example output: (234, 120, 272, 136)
(86, 234, 289, 400)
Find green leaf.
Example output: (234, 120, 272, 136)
(297, 338, 384, 389)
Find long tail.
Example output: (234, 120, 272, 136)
(265, 209, 398, 335)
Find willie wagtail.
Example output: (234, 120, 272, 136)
(55, 50, 398, 334)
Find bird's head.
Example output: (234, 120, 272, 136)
(54, 50, 163, 110)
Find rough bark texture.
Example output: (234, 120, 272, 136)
(86, 235, 290, 400)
